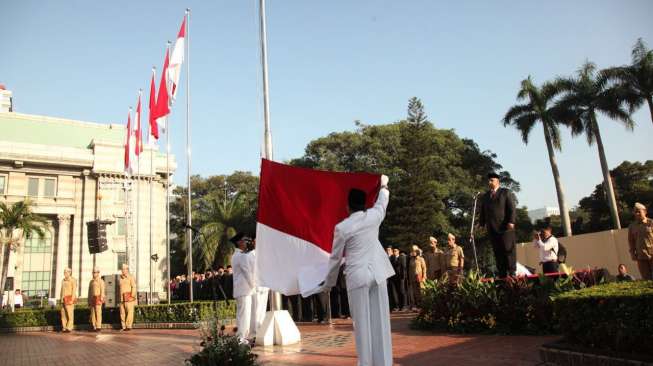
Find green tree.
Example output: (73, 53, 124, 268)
(503, 76, 574, 236)
(554, 61, 635, 230)
(603, 38, 653, 126)
(0, 201, 48, 293)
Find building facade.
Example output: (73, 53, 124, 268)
(528, 206, 561, 223)
(0, 106, 176, 303)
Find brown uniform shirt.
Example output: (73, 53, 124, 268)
(88, 278, 106, 302)
(409, 256, 427, 283)
(628, 219, 653, 260)
(445, 245, 464, 269)
(60, 277, 77, 300)
(119, 274, 137, 302)
(423, 249, 446, 279)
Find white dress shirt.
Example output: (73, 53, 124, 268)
(232, 249, 256, 298)
(533, 236, 559, 263)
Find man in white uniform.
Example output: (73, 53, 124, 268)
(230, 232, 256, 343)
(320, 174, 394, 366)
(248, 238, 269, 339)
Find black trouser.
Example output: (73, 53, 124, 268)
(338, 285, 350, 317)
(393, 276, 406, 309)
(300, 295, 314, 322)
(542, 261, 559, 274)
(330, 287, 341, 318)
(386, 277, 397, 310)
(489, 230, 516, 277)
(282, 295, 301, 321)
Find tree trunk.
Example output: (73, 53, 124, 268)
(542, 123, 573, 237)
(647, 96, 653, 128)
(0, 242, 11, 296)
(593, 118, 622, 229)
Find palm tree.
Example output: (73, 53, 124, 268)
(503, 76, 574, 236)
(554, 61, 635, 229)
(0, 201, 48, 294)
(603, 38, 653, 126)
(195, 193, 250, 271)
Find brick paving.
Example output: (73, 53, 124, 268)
(0, 313, 556, 366)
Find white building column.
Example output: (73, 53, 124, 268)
(54, 214, 71, 299)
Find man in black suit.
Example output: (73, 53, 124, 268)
(479, 172, 517, 277)
(385, 246, 398, 311)
(394, 249, 407, 310)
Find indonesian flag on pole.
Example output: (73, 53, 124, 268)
(153, 50, 170, 133)
(124, 109, 135, 174)
(134, 94, 143, 156)
(168, 17, 185, 101)
(255, 159, 380, 296)
(148, 69, 159, 142)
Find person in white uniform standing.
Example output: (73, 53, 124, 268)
(320, 174, 394, 366)
(248, 238, 269, 339)
(230, 232, 256, 343)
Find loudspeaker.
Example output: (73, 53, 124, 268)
(102, 274, 120, 308)
(87, 220, 113, 254)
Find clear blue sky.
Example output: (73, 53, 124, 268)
(2, 0, 652, 211)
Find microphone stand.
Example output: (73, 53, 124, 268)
(469, 192, 481, 274)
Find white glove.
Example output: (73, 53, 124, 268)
(381, 174, 389, 187)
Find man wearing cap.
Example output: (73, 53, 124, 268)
(444, 233, 465, 283)
(423, 237, 446, 281)
(59, 268, 77, 333)
(321, 174, 395, 366)
(119, 263, 137, 331)
(479, 172, 517, 277)
(628, 202, 653, 280)
(88, 267, 106, 332)
(230, 232, 256, 342)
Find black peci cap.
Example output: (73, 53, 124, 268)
(348, 189, 367, 212)
(487, 172, 501, 180)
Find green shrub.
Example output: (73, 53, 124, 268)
(0, 301, 236, 329)
(553, 281, 653, 355)
(186, 315, 259, 366)
(413, 270, 597, 334)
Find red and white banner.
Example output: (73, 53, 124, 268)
(148, 69, 159, 142)
(255, 159, 380, 296)
(168, 17, 185, 101)
(134, 94, 143, 156)
(153, 50, 170, 133)
(123, 110, 135, 174)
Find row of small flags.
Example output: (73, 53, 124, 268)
(124, 14, 186, 174)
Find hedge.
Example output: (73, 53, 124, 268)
(553, 281, 653, 356)
(0, 300, 236, 329)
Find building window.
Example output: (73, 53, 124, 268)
(116, 252, 127, 271)
(26, 176, 57, 198)
(22, 229, 53, 298)
(22, 271, 51, 299)
(115, 217, 126, 236)
(0, 175, 6, 194)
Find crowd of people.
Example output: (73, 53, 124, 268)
(170, 266, 235, 301)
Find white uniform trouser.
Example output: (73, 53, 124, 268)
(250, 288, 269, 337)
(236, 295, 253, 341)
(348, 278, 393, 366)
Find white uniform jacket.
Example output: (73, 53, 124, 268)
(232, 249, 256, 298)
(324, 187, 395, 291)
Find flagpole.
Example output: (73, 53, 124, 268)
(149, 68, 155, 305)
(136, 90, 142, 303)
(165, 42, 172, 305)
(184, 8, 194, 303)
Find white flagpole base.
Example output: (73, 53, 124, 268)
(255, 310, 301, 346)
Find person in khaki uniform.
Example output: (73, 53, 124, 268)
(60, 268, 77, 333)
(88, 267, 106, 332)
(444, 233, 464, 284)
(408, 245, 427, 310)
(119, 264, 137, 331)
(423, 236, 446, 280)
(628, 202, 653, 280)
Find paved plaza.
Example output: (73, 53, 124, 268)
(0, 313, 556, 366)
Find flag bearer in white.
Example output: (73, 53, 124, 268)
(321, 175, 394, 366)
(247, 239, 269, 339)
(230, 233, 256, 343)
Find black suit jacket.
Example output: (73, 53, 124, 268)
(479, 187, 516, 234)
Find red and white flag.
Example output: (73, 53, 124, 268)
(168, 17, 185, 101)
(123, 109, 135, 174)
(148, 69, 159, 142)
(134, 94, 143, 156)
(153, 50, 170, 133)
(255, 159, 380, 295)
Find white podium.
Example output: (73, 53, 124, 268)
(255, 310, 301, 346)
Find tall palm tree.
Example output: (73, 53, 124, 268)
(0, 201, 48, 294)
(603, 38, 653, 126)
(503, 76, 573, 236)
(195, 193, 250, 271)
(554, 61, 635, 230)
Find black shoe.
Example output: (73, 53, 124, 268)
(95, 328, 101, 332)
(125, 328, 132, 331)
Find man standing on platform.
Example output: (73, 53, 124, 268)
(230, 232, 255, 342)
(119, 264, 137, 331)
(423, 237, 446, 281)
(88, 267, 105, 332)
(479, 172, 517, 277)
(628, 202, 653, 280)
(59, 268, 77, 333)
(321, 175, 394, 366)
